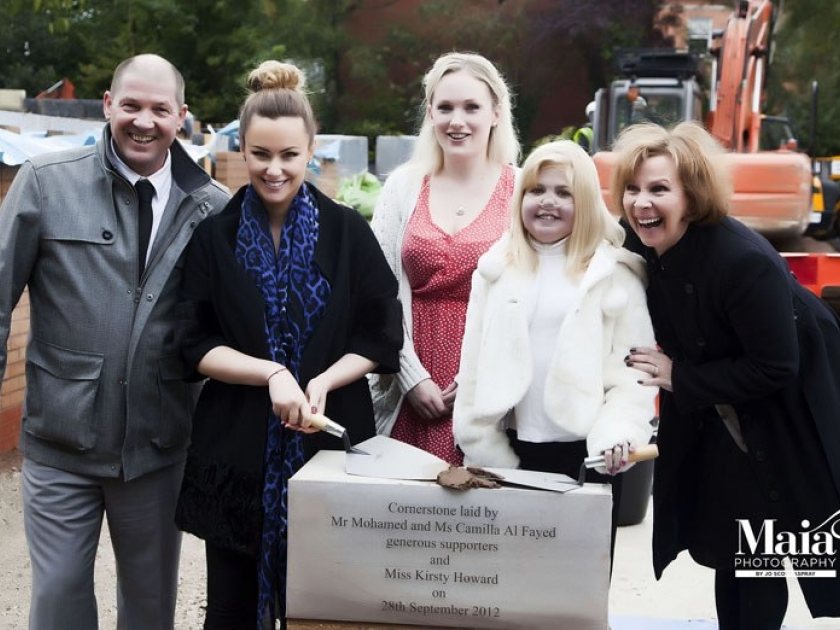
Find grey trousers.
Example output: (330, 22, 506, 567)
(22, 458, 185, 630)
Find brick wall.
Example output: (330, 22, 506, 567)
(1, 165, 18, 198)
(1, 165, 25, 452)
(0, 291, 27, 452)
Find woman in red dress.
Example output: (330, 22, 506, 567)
(370, 52, 520, 464)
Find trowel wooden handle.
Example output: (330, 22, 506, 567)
(629, 444, 659, 463)
(308, 413, 329, 431)
(307, 413, 346, 438)
(584, 443, 659, 468)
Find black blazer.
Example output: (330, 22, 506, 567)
(175, 184, 402, 554)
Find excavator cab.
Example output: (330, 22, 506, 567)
(759, 115, 798, 152)
(616, 81, 700, 133)
(590, 51, 705, 153)
(591, 79, 704, 153)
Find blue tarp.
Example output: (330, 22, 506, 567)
(0, 128, 98, 166)
(0, 128, 210, 166)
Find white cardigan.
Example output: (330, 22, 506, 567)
(368, 163, 520, 436)
(368, 164, 428, 436)
(452, 235, 658, 468)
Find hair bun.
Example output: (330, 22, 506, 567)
(247, 60, 306, 93)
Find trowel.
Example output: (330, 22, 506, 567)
(345, 435, 451, 481)
(580, 443, 659, 479)
(481, 467, 585, 493)
(483, 443, 659, 493)
(308, 413, 370, 455)
(307, 414, 450, 479)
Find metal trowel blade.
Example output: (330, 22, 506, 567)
(345, 435, 449, 481)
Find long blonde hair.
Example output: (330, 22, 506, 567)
(408, 52, 519, 174)
(508, 140, 624, 274)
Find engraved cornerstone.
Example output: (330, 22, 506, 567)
(287, 450, 611, 629)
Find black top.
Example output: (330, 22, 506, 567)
(624, 217, 840, 616)
(175, 184, 402, 554)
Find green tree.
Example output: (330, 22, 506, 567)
(2, 0, 317, 124)
(331, 0, 528, 140)
(529, 0, 666, 95)
(769, 0, 840, 155)
(0, 3, 87, 96)
(3, 0, 670, 142)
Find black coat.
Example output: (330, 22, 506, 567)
(625, 217, 840, 616)
(175, 184, 402, 555)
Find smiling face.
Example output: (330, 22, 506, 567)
(103, 62, 186, 176)
(242, 114, 313, 217)
(521, 164, 575, 245)
(427, 70, 499, 162)
(622, 154, 690, 256)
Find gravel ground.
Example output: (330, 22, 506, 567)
(0, 452, 206, 629)
(0, 450, 835, 629)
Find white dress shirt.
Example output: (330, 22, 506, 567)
(110, 140, 174, 263)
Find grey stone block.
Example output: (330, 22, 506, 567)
(315, 134, 368, 178)
(375, 135, 416, 180)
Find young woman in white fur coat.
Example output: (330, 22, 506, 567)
(453, 140, 657, 560)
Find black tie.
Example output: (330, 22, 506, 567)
(135, 179, 155, 279)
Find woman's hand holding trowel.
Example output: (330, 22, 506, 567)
(585, 443, 659, 475)
(304, 372, 332, 417)
(267, 365, 319, 433)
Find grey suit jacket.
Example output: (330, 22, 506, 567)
(0, 128, 230, 480)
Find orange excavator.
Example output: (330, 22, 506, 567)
(590, 0, 840, 303)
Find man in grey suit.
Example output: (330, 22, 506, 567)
(0, 54, 229, 629)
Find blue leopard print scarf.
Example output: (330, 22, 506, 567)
(235, 183, 331, 629)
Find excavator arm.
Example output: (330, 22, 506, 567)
(709, 0, 775, 152)
(592, 0, 811, 238)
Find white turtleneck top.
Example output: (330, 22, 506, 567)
(511, 237, 581, 443)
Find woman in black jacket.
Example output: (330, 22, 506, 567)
(613, 122, 840, 629)
(175, 60, 401, 630)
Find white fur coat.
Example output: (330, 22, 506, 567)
(452, 235, 657, 468)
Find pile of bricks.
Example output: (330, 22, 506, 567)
(0, 166, 25, 452)
(1, 165, 18, 199)
(307, 161, 339, 198)
(0, 291, 26, 452)
(214, 151, 249, 192)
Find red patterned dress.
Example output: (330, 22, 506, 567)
(390, 165, 515, 464)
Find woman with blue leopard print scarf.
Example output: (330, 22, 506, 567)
(175, 60, 402, 629)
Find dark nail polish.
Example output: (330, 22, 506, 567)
(629, 348, 637, 353)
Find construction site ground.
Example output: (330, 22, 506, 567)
(0, 449, 837, 629)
